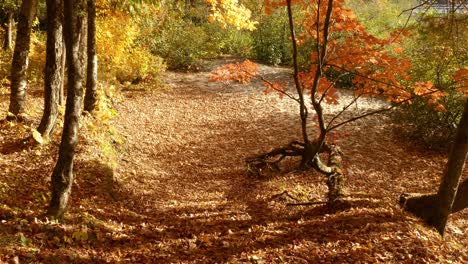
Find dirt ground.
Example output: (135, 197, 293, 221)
(0, 60, 466, 263)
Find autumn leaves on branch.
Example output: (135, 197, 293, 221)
(209, 0, 463, 209)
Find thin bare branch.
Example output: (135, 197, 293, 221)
(327, 90, 440, 132)
(326, 92, 365, 129)
(252, 72, 300, 103)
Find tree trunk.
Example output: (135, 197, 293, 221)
(452, 178, 467, 213)
(325, 144, 346, 203)
(59, 44, 66, 105)
(84, 0, 97, 112)
(8, 0, 38, 120)
(434, 97, 468, 234)
(47, 0, 85, 221)
(2, 11, 14, 51)
(38, 0, 64, 139)
(401, 98, 468, 235)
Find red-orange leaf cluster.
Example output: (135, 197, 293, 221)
(453, 68, 468, 97)
(209, 60, 258, 84)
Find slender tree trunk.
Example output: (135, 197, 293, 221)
(2, 11, 14, 51)
(47, 0, 85, 221)
(38, 0, 64, 139)
(59, 44, 66, 105)
(286, 0, 309, 160)
(8, 0, 38, 120)
(401, 98, 468, 235)
(84, 0, 97, 112)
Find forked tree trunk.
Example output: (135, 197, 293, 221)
(2, 11, 14, 51)
(8, 0, 38, 120)
(84, 0, 97, 112)
(38, 0, 64, 138)
(47, 0, 85, 221)
(401, 98, 468, 235)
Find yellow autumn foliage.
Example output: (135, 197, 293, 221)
(96, 10, 165, 84)
(206, 0, 258, 30)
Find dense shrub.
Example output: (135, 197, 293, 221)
(96, 11, 166, 84)
(152, 21, 212, 71)
(251, 8, 291, 65)
(345, 0, 418, 38)
(138, 5, 252, 71)
(393, 15, 467, 148)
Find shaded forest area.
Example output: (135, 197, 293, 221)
(0, 0, 467, 263)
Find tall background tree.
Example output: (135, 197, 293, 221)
(8, 0, 38, 120)
(37, 0, 65, 139)
(0, 0, 17, 51)
(84, 0, 97, 112)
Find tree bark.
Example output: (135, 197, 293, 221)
(452, 178, 467, 213)
(59, 44, 66, 105)
(47, 0, 85, 221)
(8, 0, 38, 120)
(325, 144, 346, 203)
(401, 98, 468, 235)
(2, 11, 14, 51)
(38, 0, 64, 139)
(434, 97, 468, 234)
(84, 0, 97, 112)
(286, 0, 311, 167)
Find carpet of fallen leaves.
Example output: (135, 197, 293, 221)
(0, 59, 467, 263)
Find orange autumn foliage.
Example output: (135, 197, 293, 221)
(209, 60, 258, 84)
(211, 0, 449, 112)
(454, 68, 468, 97)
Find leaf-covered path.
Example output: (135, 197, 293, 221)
(0, 61, 466, 263)
(109, 61, 467, 262)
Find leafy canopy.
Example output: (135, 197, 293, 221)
(211, 0, 448, 112)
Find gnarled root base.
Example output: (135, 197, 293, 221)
(399, 193, 444, 234)
(246, 141, 305, 177)
(400, 183, 467, 235)
(246, 141, 346, 205)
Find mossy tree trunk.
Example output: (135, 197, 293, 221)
(47, 0, 85, 221)
(8, 0, 38, 120)
(38, 0, 64, 139)
(401, 98, 468, 235)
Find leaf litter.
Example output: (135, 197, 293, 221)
(0, 59, 466, 263)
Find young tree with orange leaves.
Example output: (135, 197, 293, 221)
(210, 0, 447, 204)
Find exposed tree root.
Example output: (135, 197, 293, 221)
(270, 190, 301, 201)
(286, 201, 327, 206)
(245, 141, 305, 177)
(400, 181, 468, 234)
(246, 141, 346, 204)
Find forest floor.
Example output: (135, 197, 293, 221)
(0, 59, 467, 263)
